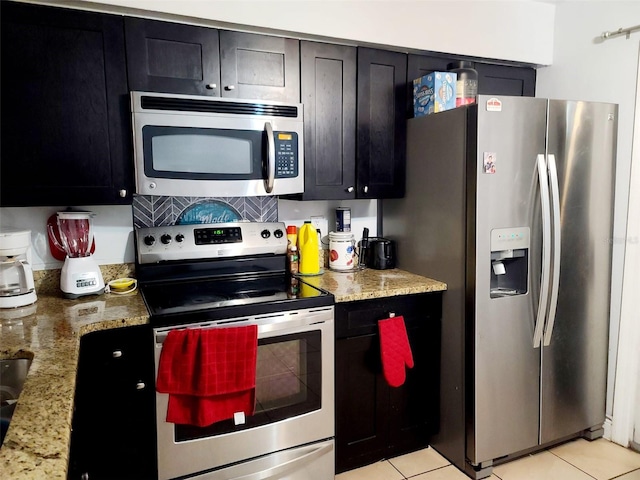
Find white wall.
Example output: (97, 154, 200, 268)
(72, 0, 555, 65)
(0, 206, 135, 270)
(535, 1, 640, 444)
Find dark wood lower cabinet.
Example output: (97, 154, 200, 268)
(335, 293, 442, 473)
(68, 325, 157, 480)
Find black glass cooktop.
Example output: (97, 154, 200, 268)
(141, 273, 332, 325)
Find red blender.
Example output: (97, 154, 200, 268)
(49, 211, 105, 298)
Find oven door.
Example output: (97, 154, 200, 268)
(153, 306, 334, 480)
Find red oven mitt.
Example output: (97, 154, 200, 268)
(378, 315, 414, 387)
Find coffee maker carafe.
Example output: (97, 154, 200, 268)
(0, 229, 37, 309)
(48, 211, 105, 298)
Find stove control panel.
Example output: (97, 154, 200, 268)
(136, 222, 288, 264)
(195, 226, 242, 245)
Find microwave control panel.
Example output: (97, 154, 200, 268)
(274, 132, 298, 178)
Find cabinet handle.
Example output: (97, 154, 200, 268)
(205, 83, 217, 90)
(136, 382, 146, 390)
(346, 186, 354, 193)
(81, 473, 89, 480)
(112, 350, 122, 358)
(363, 185, 369, 194)
(225, 85, 235, 91)
(118, 189, 127, 198)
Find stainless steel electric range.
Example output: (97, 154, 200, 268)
(135, 221, 335, 480)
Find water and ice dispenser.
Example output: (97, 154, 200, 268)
(490, 227, 529, 298)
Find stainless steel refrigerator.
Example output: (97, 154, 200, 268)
(383, 95, 617, 479)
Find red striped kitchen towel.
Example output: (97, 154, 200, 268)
(156, 325, 258, 427)
(378, 315, 414, 387)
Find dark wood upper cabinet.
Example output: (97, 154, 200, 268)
(407, 54, 453, 85)
(475, 63, 536, 97)
(220, 31, 300, 103)
(298, 41, 357, 200)
(0, 1, 132, 206)
(357, 48, 408, 199)
(125, 22, 301, 102)
(407, 55, 536, 117)
(125, 17, 221, 96)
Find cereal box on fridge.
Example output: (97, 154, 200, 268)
(413, 71, 457, 117)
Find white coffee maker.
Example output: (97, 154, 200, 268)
(0, 228, 37, 309)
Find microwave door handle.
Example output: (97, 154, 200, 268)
(264, 121, 276, 193)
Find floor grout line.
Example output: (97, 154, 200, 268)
(547, 449, 600, 480)
(608, 467, 640, 479)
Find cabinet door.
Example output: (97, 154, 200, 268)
(299, 41, 357, 200)
(335, 293, 442, 472)
(125, 17, 221, 96)
(387, 316, 441, 452)
(357, 48, 407, 199)
(68, 325, 156, 480)
(336, 333, 389, 473)
(0, 2, 132, 206)
(220, 31, 300, 102)
(475, 63, 536, 97)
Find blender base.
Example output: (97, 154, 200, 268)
(60, 256, 105, 298)
(61, 287, 106, 300)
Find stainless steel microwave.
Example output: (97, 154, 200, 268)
(131, 91, 304, 197)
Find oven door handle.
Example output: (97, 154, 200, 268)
(233, 441, 333, 480)
(154, 309, 333, 345)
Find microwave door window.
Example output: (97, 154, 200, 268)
(143, 127, 263, 179)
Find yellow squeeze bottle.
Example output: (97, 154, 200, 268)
(297, 221, 320, 275)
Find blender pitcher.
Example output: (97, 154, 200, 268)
(58, 212, 93, 257)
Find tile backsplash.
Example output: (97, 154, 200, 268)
(132, 195, 278, 228)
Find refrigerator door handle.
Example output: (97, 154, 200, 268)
(543, 154, 562, 346)
(534, 154, 552, 348)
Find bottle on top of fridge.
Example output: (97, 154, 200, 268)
(447, 61, 478, 107)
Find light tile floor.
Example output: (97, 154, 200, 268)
(335, 438, 640, 480)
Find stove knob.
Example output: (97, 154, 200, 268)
(175, 234, 185, 243)
(161, 234, 172, 245)
(261, 229, 271, 239)
(144, 235, 155, 246)
(274, 229, 284, 238)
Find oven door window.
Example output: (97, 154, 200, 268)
(142, 126, 264, 180)
(174, 330, 322, 442)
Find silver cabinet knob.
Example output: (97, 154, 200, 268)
(225, 85, 235, 91)
(136, 382, 146, 390)
(112, 350, 122, 358)
(205, 83, 217, 90)
(149, 182, 157, 190)
(119, 189, 127, 198)
(363, 186, 369, 194)
(347, 186, 354, 193)
(81, 473, 89, 480)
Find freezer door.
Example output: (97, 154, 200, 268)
(469, 96, 548, 465)
(540, 100, 617, 443)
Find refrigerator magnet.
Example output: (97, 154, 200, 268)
(483, 152, 496, 174)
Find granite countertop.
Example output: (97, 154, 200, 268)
(0, 266, 445, 479)
(300, 267, 447, 302)
(0, 291, 149, 480)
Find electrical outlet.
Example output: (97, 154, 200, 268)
(310, 216, 329, 246)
